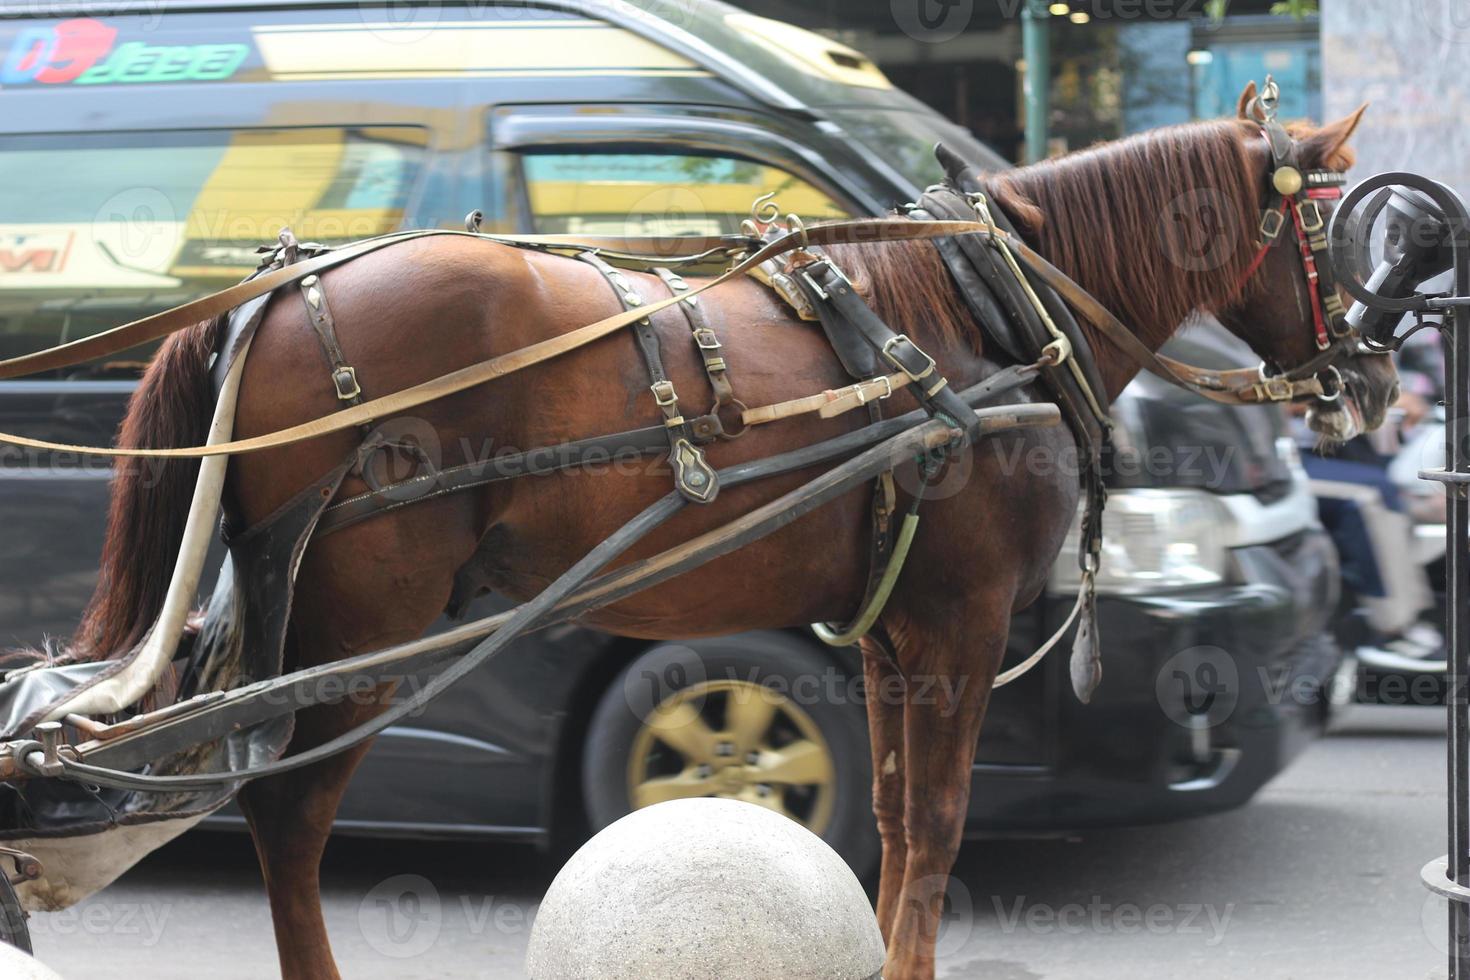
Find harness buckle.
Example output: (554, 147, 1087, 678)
(1260, 207, 1286, 242)
(881, 334, 937, 383)
(800, 261, 854, 303)
(331, 366, 361, 401)
(1296, 200, 1324, 234)
(1255, 375, 1295, 402)
(650, 380, 679, 407)
(692, 328, 722, 351)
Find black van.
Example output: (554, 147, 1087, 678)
(0, 0, 1341, 876)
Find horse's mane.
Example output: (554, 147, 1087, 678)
(827, 116, 1350, 358)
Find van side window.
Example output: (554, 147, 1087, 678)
(0, 127, 427, 378)
(518, 152, 848, 236)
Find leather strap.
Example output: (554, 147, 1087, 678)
(298, 273, 363, 407)
(653, 267, 745, 437)
(579, 253, 719, 504)
(741, 373, 909, 427)
(1010, 241, 1330, 403)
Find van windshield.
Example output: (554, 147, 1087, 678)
(0, 127, 426, 377)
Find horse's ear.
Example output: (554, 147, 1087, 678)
(1301, 103, 1368, 170)
(1236, 81, 1259, 119)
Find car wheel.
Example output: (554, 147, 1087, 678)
(0, 872, 30, 954)
(583, 633, 878, 880)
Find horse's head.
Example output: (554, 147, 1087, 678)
(1214, 81, 1400, 443)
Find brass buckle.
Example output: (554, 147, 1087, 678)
(882, 334, 937, 383)
(332, 366, 361, 401)
(650, 380, 678, 407)
(1260, 207, 1286, 242)
(692, 328, 722, 350)
(1296, 200, 1324, 233)
(1255, 369, 1294, 402)
(836, 376, 894, 408)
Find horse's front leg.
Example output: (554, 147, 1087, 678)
(860, 631, 907, 942)
(881, 596, 1009, 980)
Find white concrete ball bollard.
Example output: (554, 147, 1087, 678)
(526, 797, 884, 979)
(0, 943, 65, 980)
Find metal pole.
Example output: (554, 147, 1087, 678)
(1447, 270, 1470, 978)
(1329, 171, 1470, 978)
(1021, 0, 1050, 164)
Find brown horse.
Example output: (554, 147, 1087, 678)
(69, 99, 1395, 979)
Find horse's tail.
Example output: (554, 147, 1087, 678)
(73, 319, 224, 661)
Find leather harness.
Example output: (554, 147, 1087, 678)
(0, 106, 1366, 662)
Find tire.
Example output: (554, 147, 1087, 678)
(583, 633, 879, 880)
(0, 872, 31, 955)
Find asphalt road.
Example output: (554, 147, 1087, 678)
(24, 703, 1450, 979)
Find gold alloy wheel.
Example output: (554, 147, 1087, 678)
(627, 679, 837, 835)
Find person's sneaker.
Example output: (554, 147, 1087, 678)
(1357, 629, 1448, 674)
(1403, 622, 1445, 652)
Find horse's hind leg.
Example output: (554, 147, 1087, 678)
(235, 503, 480, 980)
(860, 631, 908, 943)
(237, 677, 404, 980)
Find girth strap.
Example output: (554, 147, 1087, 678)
(578, 253, 720, 504)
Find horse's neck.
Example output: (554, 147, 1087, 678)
(1029, 247, 1206, 403)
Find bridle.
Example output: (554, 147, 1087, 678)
(1234, 77, 1362, 405)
